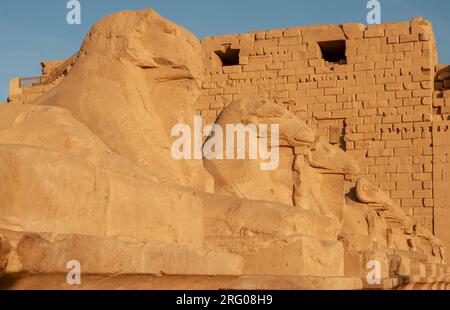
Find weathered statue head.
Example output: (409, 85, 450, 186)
(79, 9, 204, 80)
(203, 97, 359, 219)
(34, 9, 213, 191)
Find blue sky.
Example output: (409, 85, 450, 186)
(0, 0, 449, 101)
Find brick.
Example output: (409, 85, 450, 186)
(279, 69, 296, 76)
(248, 55, 272, 65)
(318, 80, 337, 88)
(396, 181, 422, 190)
(357, 93, 376, 101)
(306, 88, 324, 96)
(224, 86, 241, 95)
(402, 199, 423, 208)
(413, 89, 430, 98)
(364, 85, 385, 93)
(387, 36, 399, 44)
(313, 111, 332, 119)
(389, 157, 413, 166)
(391, 190, 413, 199)
(369, 165, 386, 174)
(243, 63, 265, 72)
(400, 34, 419, 43)
(283, 27, 302, 37)
(375, 61, 394, 70)
(414, 190, 433, 199)
(255, 39, 279, 49)
(342, 23, 366, 39)
(385, 140, 412, 148)
(377, 92, 396, 101)
(385, 23, 411, 36)
(279, 36, 302, 46)
(394, 43, 414, 52)
(385, 84, 403, 91)
(324, 87, 343, 95)
(382, 115, 402, 123)
(423, 199, 434, 207)
(302, 24, 346, 42)
(223, 65, 242, 74)
(364, 27, 385, 38)
(317, 96, 337, 104)
(391, 174, 412, 182)
(284, 61, 308, 69)
(396, 162, 414, 171)
(355, 62, 375, 71)
(266, 29, 284, 39)
(396, 90, 412, 98)
(357, 124, 374, 133)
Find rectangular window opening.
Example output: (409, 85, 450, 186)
(318, 40, 347, 65)
(215, 45, 240, 66)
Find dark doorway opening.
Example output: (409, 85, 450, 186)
(318, 40, 347, 64)
(215, 44, 240, 66)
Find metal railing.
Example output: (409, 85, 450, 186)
(19, 77, 44, 88)
(17, 51, 80, 89)
(40, 52, 80, 85)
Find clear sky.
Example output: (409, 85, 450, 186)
(1, 0, 449, 101)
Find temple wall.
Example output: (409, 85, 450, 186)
(433, 121, 450, 251)
(7, 18, 450, 250)
(198, 18, 440, 232)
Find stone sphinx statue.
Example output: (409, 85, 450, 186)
(0, 9, 448, 290)
(0, 10, 351, 289)
(340, 176, 447, 285)
(201, 96, 447, 288)
(34, 9, 212, 191)
(203, 97, 360, 220)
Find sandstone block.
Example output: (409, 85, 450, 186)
(342, 23, 366, 39)
(1, 230, 243, 276)
(302, 24, 346, 42)
(0, 233, 10, 275)
(242, 237, 344, 277)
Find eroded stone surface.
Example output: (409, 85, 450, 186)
(0, 233, 10, 276)
(34, 9, 213, 192)
(1, 9, 449, 290)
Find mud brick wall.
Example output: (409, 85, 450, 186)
(7, 17, 450, 250)
(433, 122, 450, 251)
(198, 18, 439, 230)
